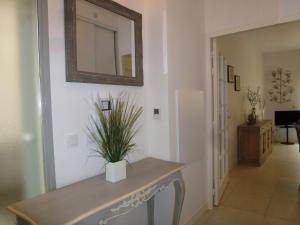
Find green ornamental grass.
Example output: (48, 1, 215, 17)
(87, 93, 143, 163)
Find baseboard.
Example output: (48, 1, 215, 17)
(184, 203, 209, 225)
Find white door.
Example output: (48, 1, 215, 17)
(212, 39, 229, 206)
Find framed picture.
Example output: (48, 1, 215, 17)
(227, 65, 234, 83)
(234, 75, 241, 91)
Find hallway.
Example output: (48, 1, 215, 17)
(196, 144, 300, 225)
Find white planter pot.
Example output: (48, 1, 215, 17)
(105, 160, 127, 183)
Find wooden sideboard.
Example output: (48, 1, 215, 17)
(238, 120, 273, 166)
(8, 158, 185, 225)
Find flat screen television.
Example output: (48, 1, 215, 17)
(275, 110, 300, 126)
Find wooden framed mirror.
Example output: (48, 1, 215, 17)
(64, 0, 143, 86)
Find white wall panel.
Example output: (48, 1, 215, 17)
(175, 89, 204, 163)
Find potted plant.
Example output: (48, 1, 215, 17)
(87, 93, 143, 183)
(247, 87, 261, 125)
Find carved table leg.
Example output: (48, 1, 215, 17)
(95, 172, 185, 225)
(147, 196, 155, 225)
(172, 174, 185, 225)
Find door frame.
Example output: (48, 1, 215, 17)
(37, 0, 56, 191)
(204, 18, 300, 209)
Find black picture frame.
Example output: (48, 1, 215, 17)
(234, 75, 241, 91)
(227, 65, 234, 83)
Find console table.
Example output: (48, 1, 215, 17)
(8, 158, 185, 225)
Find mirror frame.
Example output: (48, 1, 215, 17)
(64, 0, 144, 86)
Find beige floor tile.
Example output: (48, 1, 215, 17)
(205, 206, 264, 225)
(274, 177, 300, 198)
(233, 167, 279, 187)
(194, 144, 300, 225)
(266, 194, 300, 224)
(193, 210, 215, 225)
(194, 220, 206, 225)
(222, 191, 271, 215)
(262, 217, 298, 225)
(219, 188, 232, 204)
(229, 180, 275, 198)
(220, 181, 237, 204)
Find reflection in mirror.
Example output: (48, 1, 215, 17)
(76, 0, 136, 77)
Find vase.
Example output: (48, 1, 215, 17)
(106, 160, 127, 183)
(248, 108, 257, 125)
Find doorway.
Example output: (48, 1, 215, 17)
(209, 20, 300, 224)
(0, 1, 55, 224)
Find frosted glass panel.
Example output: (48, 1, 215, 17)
(0, 0, 45, 224)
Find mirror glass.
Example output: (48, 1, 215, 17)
(76, 0, 136, 77)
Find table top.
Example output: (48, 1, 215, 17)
(239, 120, 272, 128)
(8, 158, 184, 225)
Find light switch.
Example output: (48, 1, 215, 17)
(153, 108, 161, 120)
(101, 99, 111, 111)
(66, 133, 79, 148)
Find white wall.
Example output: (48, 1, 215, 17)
(48, 0, 148, 189)
(166, 0, 208, 223)
(48, 0, 151, 224)
(204, 0, 300, 36)
(48, 0, 208, 224)
(264, 50, 300, 143)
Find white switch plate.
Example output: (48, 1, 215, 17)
(66, 133, 79, 148)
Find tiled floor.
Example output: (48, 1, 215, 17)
(195, 143, 300, 225)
